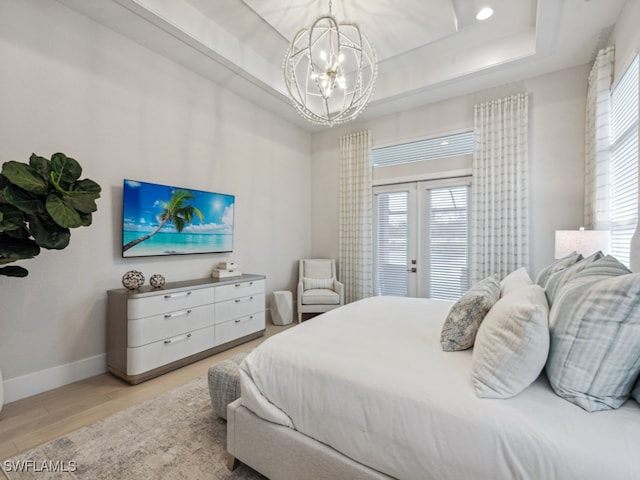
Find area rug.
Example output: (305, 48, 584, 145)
(1, 377, 264, 480)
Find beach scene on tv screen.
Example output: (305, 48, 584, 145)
(122, 180, 234, 257)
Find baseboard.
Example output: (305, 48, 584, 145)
(3, 354, 107, 404)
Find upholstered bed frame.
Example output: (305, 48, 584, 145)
(227, 250, 640, 479)
(226, 399, 391, 480)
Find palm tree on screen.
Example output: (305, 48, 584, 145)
(123, 189, 204, 252)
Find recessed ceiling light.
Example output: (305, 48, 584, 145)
(476, 7, 494, 21)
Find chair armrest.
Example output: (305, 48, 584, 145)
(333, 279, 345, 305)
(297, 281, 304, 307)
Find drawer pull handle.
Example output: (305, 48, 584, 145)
(164, 309, 192, 319)
(235, 315, 254, 324)
(164, 333, 192, 344)
(234, 281, 254, 288)
(164, 291, 192, 300)
(234, 296, 254, 303)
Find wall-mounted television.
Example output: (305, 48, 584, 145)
(122, 179, 234, 258)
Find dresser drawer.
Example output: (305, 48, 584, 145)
(215, 280, 265, 303)
(215, 293, 265, 324)
(127, 303, 214, 347)
(215, 312, 265, 346)
(126, 325, 215, 375)
(127, 287, 215, 320)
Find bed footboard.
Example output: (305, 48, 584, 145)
(226, 398, 392, 480)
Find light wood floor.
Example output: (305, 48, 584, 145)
(0, 322, 296, 461)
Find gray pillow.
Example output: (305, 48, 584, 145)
(535, 252, 582, 288)
(569, 254, 631, 281)
(472, 284, 549, 399)
(632, 377, 640, 405)
(440, 274, 501, 352)
(544, 251, 603, 306)
(546, 272, 640, 412)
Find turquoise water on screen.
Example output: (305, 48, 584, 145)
(123, 231, 232, 257)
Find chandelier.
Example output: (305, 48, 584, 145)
(283, 0, 377, 126)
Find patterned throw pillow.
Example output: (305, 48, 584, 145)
(440, 275, 501, 352)
(535, 252, 582, 288)
(303, 277, 334, 290)
(544, 251, 603, 306)
(546, 272, 640, 412)
(472, 284, 549, 399)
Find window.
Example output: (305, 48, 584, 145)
(610, 55, 639, 267)
(372, 131, 474, 167)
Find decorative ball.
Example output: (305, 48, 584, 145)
(149, 274, 166, 289)
(122, 270, 145, 290)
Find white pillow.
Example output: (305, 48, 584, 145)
(500, 267, 533, 296)
(303, 277, 334, 290)
(471, 284, 549, 399)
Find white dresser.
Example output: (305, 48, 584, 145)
(107, 274, 265, 384)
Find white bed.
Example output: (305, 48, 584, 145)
(235, 295, 640, 480)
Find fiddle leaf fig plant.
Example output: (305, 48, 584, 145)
(0, 153, 101, 277)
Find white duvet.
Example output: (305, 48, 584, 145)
(239, 296, 640, 480)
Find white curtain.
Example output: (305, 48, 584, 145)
(339, 130, 373, 303)
(471, 93, 529, 282)
(584, 46, 615, 230)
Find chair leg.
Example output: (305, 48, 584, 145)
(298, 311, 302, 323)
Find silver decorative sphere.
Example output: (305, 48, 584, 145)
(122, 270, 145, 290)
(149, 274, 166, 289)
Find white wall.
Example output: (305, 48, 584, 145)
(310, 64, 590, 278)
(0, 0, 311, 401)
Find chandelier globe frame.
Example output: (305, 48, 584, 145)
(283, 1, 377, 126)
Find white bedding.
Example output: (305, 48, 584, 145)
(239, 296, 640, 480)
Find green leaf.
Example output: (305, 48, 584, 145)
(0, 265, 28, 277)
(45, 194, 82, 228)
(0, 203, 25, 231)
(5, 226, 29, 239)
(0, 234, 40, 260)
(63, 180, 101, 214)
(1, 161, 47, 194)
(50, 153, 81, 187)
(79, 212, 93, 227)
(4, 184, 44, 215)
(29, 153, 50, 180)
(28, 214, 71, 249)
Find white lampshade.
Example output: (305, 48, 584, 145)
(554, 229, 611, 259)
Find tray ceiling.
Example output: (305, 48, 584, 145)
(56, 0, 626, 131)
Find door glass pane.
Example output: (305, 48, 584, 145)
(426, 186, 470, 300)
(374, 191, 409, 296)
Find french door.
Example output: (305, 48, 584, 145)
(373, 178, 470, 300)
